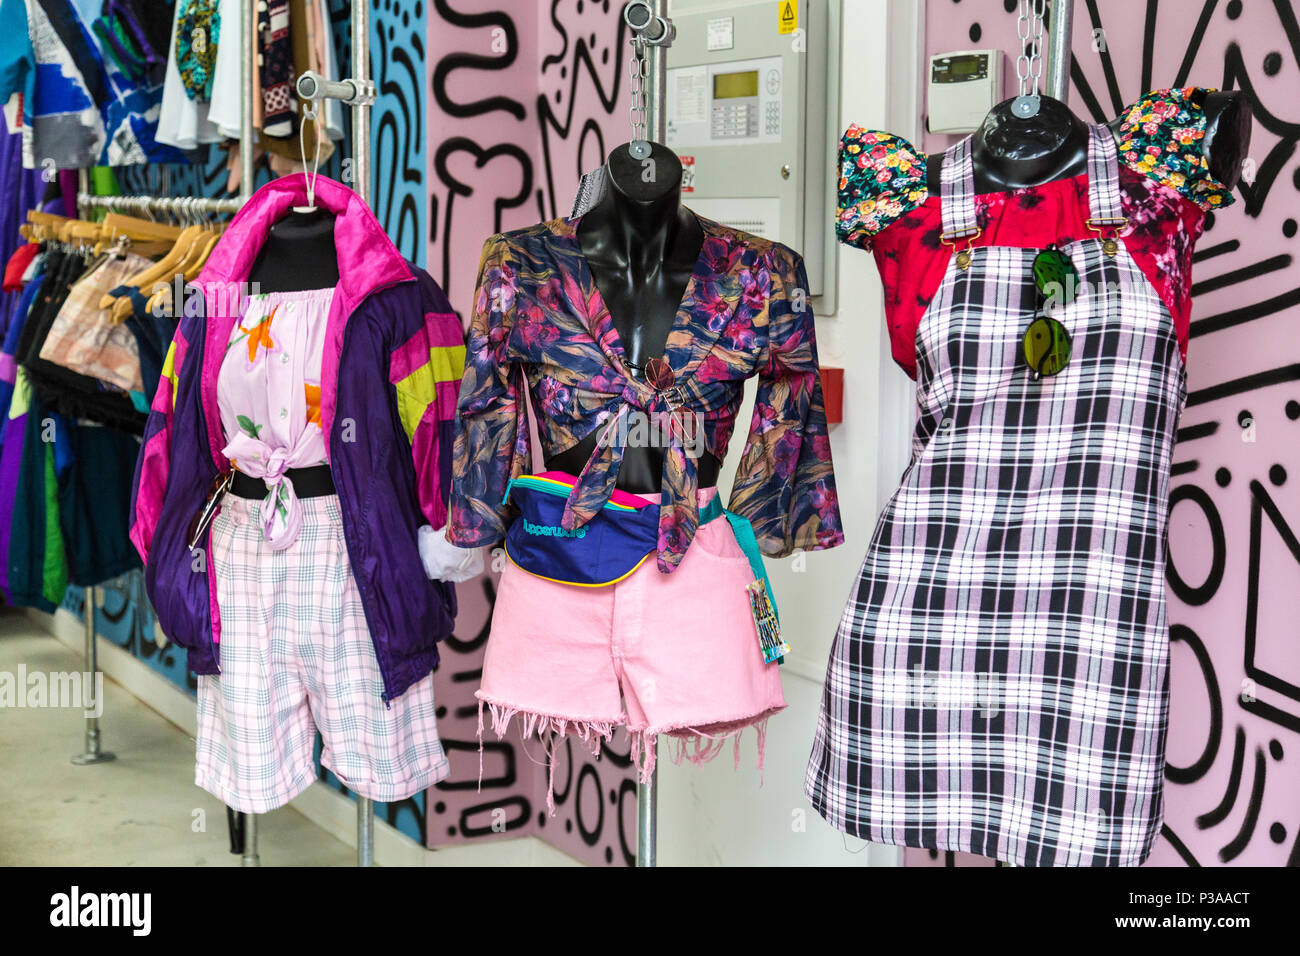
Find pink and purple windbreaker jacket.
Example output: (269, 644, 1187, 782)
(129, 174, 466, 702)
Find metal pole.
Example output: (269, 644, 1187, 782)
(357, 798, 375, 867)
(645, 2, 667, 144)
(76, 194, 243, 215)
(240, 0, 255, 200)
(350, 0, 375, 866)
(241, 813, 260, 866)
(71, 588, 115, 765)
(1045, 0, 1074, 102)
(636, 738, 658, 867)
(635, 0, 668, 867)
(350, 0, 371, 204)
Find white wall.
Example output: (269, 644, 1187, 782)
(653, 0, 918, 865)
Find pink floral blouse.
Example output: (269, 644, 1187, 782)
(216, 287, 334, 548)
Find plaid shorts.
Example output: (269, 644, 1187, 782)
(196, 494, 449, 813)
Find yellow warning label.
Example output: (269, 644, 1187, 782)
(778, 1, 798, 34)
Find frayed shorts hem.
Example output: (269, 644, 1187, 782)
(475, 691, 781, 815)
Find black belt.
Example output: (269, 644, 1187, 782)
(229, 465, 336, 499)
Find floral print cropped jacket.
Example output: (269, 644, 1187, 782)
(447, 213, 844, 572)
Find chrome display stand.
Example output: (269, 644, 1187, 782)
(1045, 0, 1074, 101)
(296, 0, 378, 868)
(70, 588, 115, 766)
(623, 0, 673, 868)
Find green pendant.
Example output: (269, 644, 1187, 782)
(1023, 316, 1072, 378)
(1032, 245, 1079, 312)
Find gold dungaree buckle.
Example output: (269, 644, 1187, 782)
(1085, 217, 1129, 258)
(940, 227, 982, 271)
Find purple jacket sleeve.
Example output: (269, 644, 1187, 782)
(389, 272, 467, 529)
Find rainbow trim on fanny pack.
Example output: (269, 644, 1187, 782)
(504, 470, 649, 512)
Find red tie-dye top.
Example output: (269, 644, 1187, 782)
(837, 88, 1237, 378)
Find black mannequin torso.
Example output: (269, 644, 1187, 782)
(247, 206, 340, 292)
(546, 142, 721, 492)
(925, 90, 1250, 196)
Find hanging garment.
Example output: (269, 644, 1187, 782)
(448, 216, 844, 573)
(56, 420, 141, 586)
(37, 251, 150, 393)
(806, 89, 1237, 867)
(130, 173, 466, 704)
(0, 265, 43, 422)
(256, 0, 294, 137)
(16, 248, 146, 435)
(5, 375, 67, 610)
(174, 0, 219, 102)
(194, 286, 448, 812)
(0, 0, 109, 169)
(122, 300, 175, 406)
(155, 0, 220, 149)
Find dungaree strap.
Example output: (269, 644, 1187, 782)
(1085, 124, 1125, 225)
(940, 136, 979, 239)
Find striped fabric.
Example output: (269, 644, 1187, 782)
(807, 126, 1185, 867)
(390, 312, 465, 528)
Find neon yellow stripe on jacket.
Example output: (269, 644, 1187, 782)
(393, 344, 467, 442)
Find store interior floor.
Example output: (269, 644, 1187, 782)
(0, 610, 355, 866)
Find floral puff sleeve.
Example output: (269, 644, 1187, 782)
(447, 236, 532, 549)
(1115, 87, 1237, 211)
(836, 125, 930, 250)
(727, 244, 844, 557)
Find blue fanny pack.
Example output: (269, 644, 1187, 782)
(503, 473, 786, 663)
(502, 473, 777, 611)
(504, 473, 660, 586)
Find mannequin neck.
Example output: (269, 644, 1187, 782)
(248, 207, 340, 292)
(928, 95, 1092, 196)
(971, 96, 1091, 187)
(580, 143, 689, 273)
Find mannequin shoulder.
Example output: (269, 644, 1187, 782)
(1114, 87, 1238, 211)
(406, 261, 458, 317)
(836, 125, 930, 247)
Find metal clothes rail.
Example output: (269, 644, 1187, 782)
(74, 194, 245, 216)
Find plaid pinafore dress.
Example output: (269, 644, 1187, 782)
(807, 126, 1185, 867)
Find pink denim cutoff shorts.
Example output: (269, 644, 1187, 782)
(476, 487, 786, 812)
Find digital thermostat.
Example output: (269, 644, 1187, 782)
(927, 50, 1002, 134)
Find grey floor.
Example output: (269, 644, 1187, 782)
(0, 610, 354, 866)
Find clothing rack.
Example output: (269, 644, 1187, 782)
(67, 0, 256, 856)
(318, 0, 378, 869)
